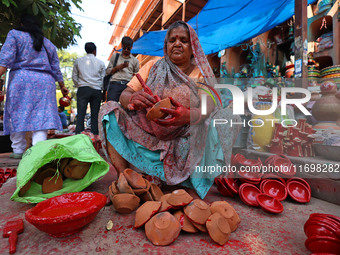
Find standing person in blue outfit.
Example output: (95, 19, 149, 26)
(58, 106, 68, 129)
(72, 42, 105, 135)
(0, 14, 69, 159)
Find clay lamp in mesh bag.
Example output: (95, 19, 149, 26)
(167, 189, 193, 208)
(123, 168, 146, 189)
(111, 193, 140, 214)
(150, 183, 164, 201)
(59, 95, 71, 107)
(256, 194, 284, 214)
(287, 181, 311, 203)
(173, 210, 198, 233)
(210, 201, 240, 232)
(183, 199, 211, 225)
(145, 212, 181, 246)
(116, 173, 135, 195)
(239, 183, 261, 207)
(146, 98, 172, 121)
(159, 194, 173, 212)
(206, 212, 231, 246)
(262, 179, 288, 201)
(134, 201, 161, 228)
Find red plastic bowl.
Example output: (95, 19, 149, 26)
(262, 180, 288, 201)
(239, 183, 261, 207)
(256, 194, 284, 214)
(305, 235, 340, 254)
(25, 192, 106, 237)
(287, 181, 311, 203)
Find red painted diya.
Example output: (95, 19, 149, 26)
(25, 192, 106, 237)
(59, 96, 71, 107)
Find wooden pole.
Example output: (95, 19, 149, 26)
(294, 0, 308, 88)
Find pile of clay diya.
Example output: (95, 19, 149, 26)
(215, 154, 311, 214)
(304, 213, 340, 254)
(0, 168, 16, 188)
(108, 169, 240, 246)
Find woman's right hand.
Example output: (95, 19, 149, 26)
(128, 90, 157, 110)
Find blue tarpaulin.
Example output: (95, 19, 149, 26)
(131, 0, 316, 56)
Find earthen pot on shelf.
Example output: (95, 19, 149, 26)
(183, 199, 211, 225)
(206, 212, 231, 246)
(173, 210, 198, 233)
(111, 193, 140, 214)
(146, 98, 172, 121)
(123, 168, 146, 189)
(116, 173, 135, 195)
(167, 189, 193, 208)
(145, 212, 181, 246)
(134, 201, 161, 228)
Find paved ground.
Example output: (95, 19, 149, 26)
(0, 151, 339, 254)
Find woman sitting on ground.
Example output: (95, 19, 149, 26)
(99, 21, 240, 198)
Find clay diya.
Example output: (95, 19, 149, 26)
(146, 98, 171, 120)
(215, 177, 234, 197)
(286, 177, 311, 192)
(63, 159, 91, 180)
(206, 212, 231, 245)
(19, 181, 31, 197)
(134, 201, 161, 228)
(304, 221, 340, 239)
(42, 173, 63, 194)
(132, 178, 150, 196)
(25, 192, 106, 237)
(149, 183, 164, 201)
(111, 193, 140, 214)
(183, 199, 211, 225)
(239, 183, 261, 207)
(145, 212, 181, 246)
(123, 168, 146, 189)
(159, 194, 173, 212)
(256, 194, 284, 214)
(110, 181, 120, 196)
(141, 191, 154, 202)
(223, 177, 239, 194)
(191, 221, 207, 232)
(305, 235, 340, 254)
(116, 173, 135, 195)
(210, 201, 240, 232)
(262, 180, 288, 201)
(167, 189, 193, 208)
(173, 210, 198, 233)
(34, 168, 57, 185)
(287, 181, 311, 203)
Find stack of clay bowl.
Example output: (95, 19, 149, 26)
(304, 213, 340, 254)
(19, 158, 91, 196)
(108, 168, 164, 214)
(134, 189, 241, 246)
(0, 168, 16, 188)
(216, 154, 311, 214)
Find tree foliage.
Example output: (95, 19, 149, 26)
(0, 0, 83, 48)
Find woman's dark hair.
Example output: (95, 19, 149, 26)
(16, 14, 44, 51)
(165, 20, 190, 42)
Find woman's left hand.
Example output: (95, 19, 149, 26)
(153, 97, 190, 126)
(61, 86, 69, 97)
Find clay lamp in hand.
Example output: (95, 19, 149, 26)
(167, 189, 193, 209)
(59, 95, 71, 107)
(146, 98, 172, 121)
(134, 201, 161, 228)
(210, 201, 240, 232)
(145, 212, 181, 246)
(183, 199, 211, 225)
(111, 193, 140, 214)
(206, 212, 231, 246)
(173, 210, 198, 233)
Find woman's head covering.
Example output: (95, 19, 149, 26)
(16, 14, 44, 51)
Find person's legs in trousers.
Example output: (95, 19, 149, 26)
(107, 81, 127, 102)
(89, 88, 102, 135)
(75, 87, 90, 134)
(10, 131, 26, 156)
(32, 130, 48, 145)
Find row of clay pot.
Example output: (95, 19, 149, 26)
(134, 189, 241, 246)
(0, 168, 16, 188)
(19, 158, 92, 196)
(109, 168, 164, 214)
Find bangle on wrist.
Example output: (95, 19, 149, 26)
(191, 108, 202, 125)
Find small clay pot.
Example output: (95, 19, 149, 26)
(210, 201, 240, 232)
(173, 210, 198, 233)
(167, 189, 193, 208)
(145, 212, 181, 246)
(34, 168, 57, 185)
(42, 173, 63, 194)
(206, 212, 231, 245)
(63, 159, 91, 180)
(116, 173, 135, 195)
(111, 193, 140, 214)
(146, 98, 172, 120)
(191, 221, 207, 232)
(183, 199, 211, 225)
(150, 183, 164, 201)
(58, 158, 72, 173)
(123, 168, 146, 189)
(159, 194, 173, 212)
(132, 178, 150, 196)
(19, 181, 31, 197)
(111, 181, 120, 195)
(134, 201, 161, 228)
